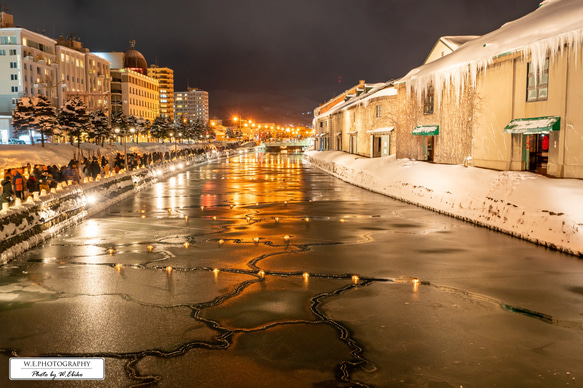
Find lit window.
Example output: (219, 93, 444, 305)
(424, 84, 434, 114)
(527, 58, 549, 102)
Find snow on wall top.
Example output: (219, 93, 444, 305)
(401, 0, 583, 102)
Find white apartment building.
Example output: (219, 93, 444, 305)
(174, 88, 209, 124)
(0, 12, 111, 143)
(0, 13, 57, 142)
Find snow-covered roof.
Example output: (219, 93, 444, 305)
(314, 82, 394, 120)
(401, 0, 583, 101)
(440, 36, 480, 51)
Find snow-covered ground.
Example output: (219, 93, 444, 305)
(0, 142, 207, 171)
(304, 150, 583, 257)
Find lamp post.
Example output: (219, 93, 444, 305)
(115, 127, 135, 170)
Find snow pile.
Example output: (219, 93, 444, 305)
(0, 142, 206, 170)
(400, 0, 583, 102)
(304, 151, 583, 256)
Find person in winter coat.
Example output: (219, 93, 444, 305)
(62, 165, 80, 184)
(88, 158, 101, 179)
(1, 174, 13, 206)
(26, 175, 38, 195)
(12, 170, 24, 200)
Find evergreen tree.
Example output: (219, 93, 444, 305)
(58, 97, 91, 147)
(136, 117, 150, 143)
(33, 95, 60, 147)
(192, 119, 205, 140)
(90, 109, 110, 146)
(110, 110, 128, 143)
(11, 96, 34, 144)
(150, 116, 169, 142)
(12, 95, 60, 147)
(127, 115, 138, 143)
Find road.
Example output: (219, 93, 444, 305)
(1, 151, 582, 387)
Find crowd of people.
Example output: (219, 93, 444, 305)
(0, 144, 238, 208)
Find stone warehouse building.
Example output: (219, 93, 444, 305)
(313, 0, 583, 179)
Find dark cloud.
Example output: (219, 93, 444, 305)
(8, 0, 542, 124)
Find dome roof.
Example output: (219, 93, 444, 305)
(123, 41, 147, 75)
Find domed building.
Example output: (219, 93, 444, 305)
(93, 40, 160, 122)
(123, 40, 148, 75)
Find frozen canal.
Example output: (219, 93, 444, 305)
(1, 151, 583, 387)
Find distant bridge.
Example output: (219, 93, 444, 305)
(261, 139, 312, 153)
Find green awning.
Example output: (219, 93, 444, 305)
(412, 125, 439, 136)
(504, 116, 560, 134)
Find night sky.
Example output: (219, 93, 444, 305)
(8, 0, 543, 125)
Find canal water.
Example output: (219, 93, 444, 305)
(1, 151, 582, 387)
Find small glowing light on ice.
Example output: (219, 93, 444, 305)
(184, 242, 190, 248)
(253, 237, 259, 243)
(304, 218, 310, 223)
(200, 206, 205, 210)
(284, 235, 290, 242)
(258, 270, 265, 278)
(166, 266, 173, 273)
(213, 216, 217, 220)
(219, 239, 225, 245)
(303, 272, 309, 280)
(213, 268, 220, 275)
(147, 245, 154, 252)
(108, 248, 115, 255)
(352, 275, 359, 284)
(275, 217, 280, 223)
(340, 219, 345, 223)
(115, 263, 122, 272)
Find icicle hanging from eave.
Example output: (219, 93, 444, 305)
(406, 27, 583, 107)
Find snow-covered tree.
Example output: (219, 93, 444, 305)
(150, 116, 170, 142)
(90, 109, 110, 146)
(136, 117, 150, 143)
(12, 95, 60, 147)
(34, 95, 60, 147)
(110, 110, 128, 143)
(12, 96, 35, 144)
(58, 96, 90, 147)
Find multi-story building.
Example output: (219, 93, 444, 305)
(0, 12, 112, 143)
(95, 42, 159, 121)
(55, 36, 111, 113)
(148, 65, 174, 121)
(174, 87, 209, 124)
(0, 12, 57, 142)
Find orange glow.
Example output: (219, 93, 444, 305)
(166, 266, 173, 273)
(352, 275, 359, 284)
(108, 248, 115, 255)
(184, 242, 190, 248)
(147, 245, 154, 252)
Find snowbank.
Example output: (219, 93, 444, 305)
(304, 151, 583, 257)
(0, 142, 206, 170)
